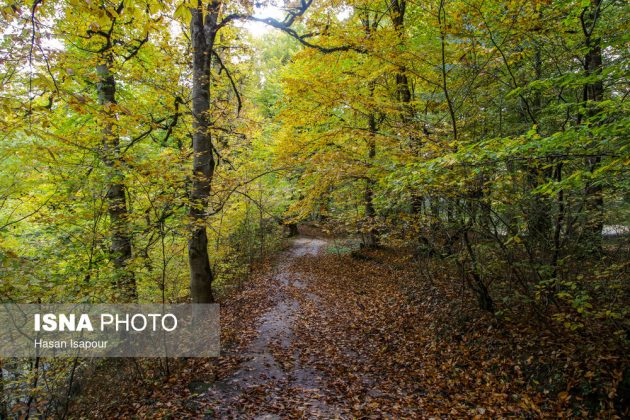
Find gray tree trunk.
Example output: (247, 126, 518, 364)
(525, 37, 552, 256)
(364, 110, 379, 248)
(188, 1, 221, 303)
(582, 0, 604, 254)
(390, 1, 425, 217)
(96, 53, 136, 302)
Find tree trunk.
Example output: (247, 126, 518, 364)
(286, 223, 299, 237)
(390, 1, 424, 217)
(96, 54, 136, 302)
(188, 1, 221, 303)
(363, 88, 379, 248)
(552, 162, 564, 279)
(463, 229, 494, 313)
(437, 0, 457, 141)
(525, 32, 552, 257)
(582, 0, 604, 255)
(390, 0, 411, 114)
(364, 178, 378, 248)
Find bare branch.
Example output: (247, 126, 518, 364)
(212, 50, 242, 115)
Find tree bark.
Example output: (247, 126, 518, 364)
(525, 29, 552, 257)
(188, 1, 221, 303)
(391, 1, 427, 218)
(359, 16, 379, 248)
(437, 0, 457, 141)
(390, 0, 413, 121)
(97, 53, 136, 302)
(581, 0, 604, 255)
(364, 117, 378, 248)
(286, 223, 299, 237)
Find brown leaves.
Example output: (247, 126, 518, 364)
(79, 238, 626, 418)
(283, 245, 626, 417)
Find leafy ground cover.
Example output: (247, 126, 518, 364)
(69, 235, 627, 418)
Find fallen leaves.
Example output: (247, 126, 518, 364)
(71, 237, 627, 418)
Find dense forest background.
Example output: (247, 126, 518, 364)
(0, 0, 628, 417)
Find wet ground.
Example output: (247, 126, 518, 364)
(201, 238, 340, 419)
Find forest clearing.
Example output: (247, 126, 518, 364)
(0, 0, 628, 418)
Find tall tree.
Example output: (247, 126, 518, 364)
(581, 0, 605, 254)
(93, 2, 138, 301)
(187, 0, 221, 303)
(185, 0, 321, 302)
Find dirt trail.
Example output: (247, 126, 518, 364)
(201, 237, 339, 419)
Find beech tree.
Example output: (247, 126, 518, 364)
(0, 0, 628, 417)
(182, 0, 350, 302)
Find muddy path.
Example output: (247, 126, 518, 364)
(201, 237, 342, 419)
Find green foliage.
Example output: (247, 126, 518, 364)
(0, 0, 628, 416)
(271, 0, 629, 334)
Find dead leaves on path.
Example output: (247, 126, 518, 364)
(69, 259, 278, 419)
(289, 248, 626, 418)
(103, 243, 626, 418)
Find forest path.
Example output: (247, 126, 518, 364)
(201, 237, 343, 419)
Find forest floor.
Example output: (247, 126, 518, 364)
(76, 233, 627, 419)
(199, 237, 341, 418)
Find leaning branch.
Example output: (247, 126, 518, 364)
(218, 1, 364, 54)
(212, 50, 242, 115)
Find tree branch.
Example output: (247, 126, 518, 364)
(212, 50, 242, 115)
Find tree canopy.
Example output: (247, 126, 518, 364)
(0, 0, 628, 417)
